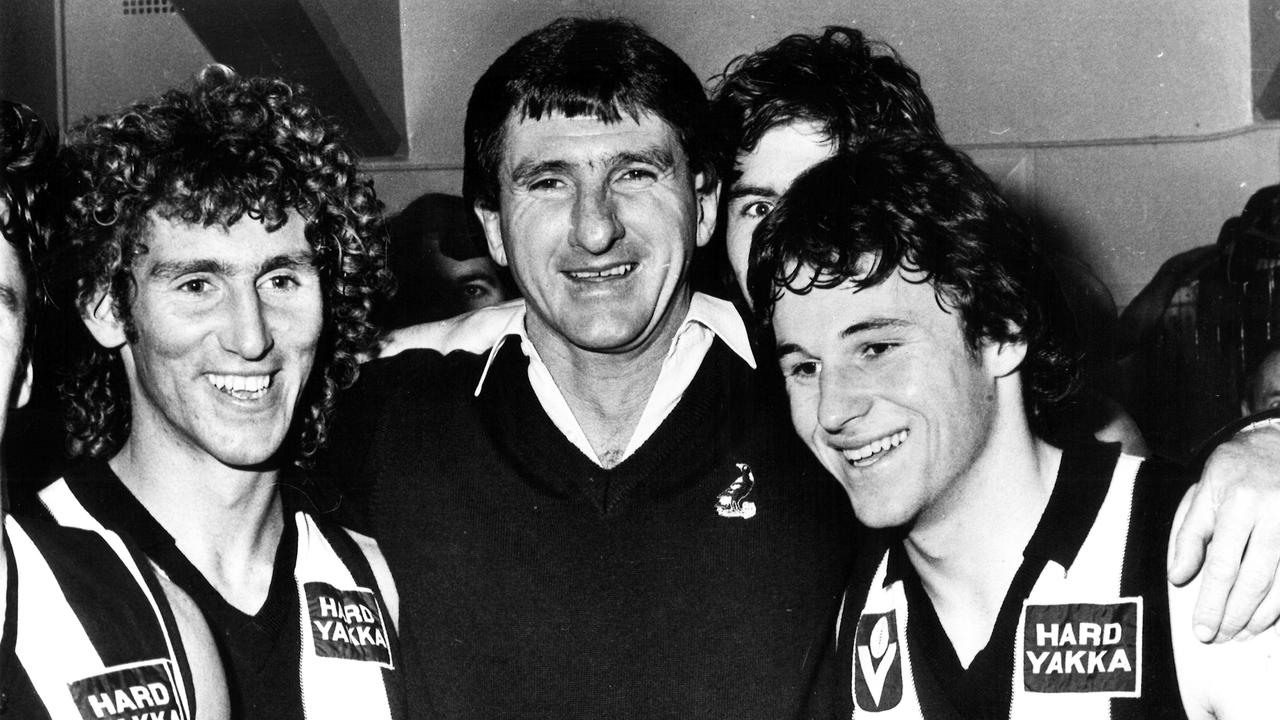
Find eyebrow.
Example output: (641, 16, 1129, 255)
(613, 148, 674, 170)
(839, 318, 912, 339)
(774, 341, 811, 360)
(508, 147, 676, 186)
(774, 318, 912, 360)
(148, 252, 317, 280)
(510, 159, 571, 186)
(727, 183, 780, 202)
(452, 270, 498, 286)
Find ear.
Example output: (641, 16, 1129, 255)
(982, 337, 1028, 379)
(81, 287, 128, 350)
(13, 357, 32, 409)
(474, 204, 508, 267)
(693, 174, 720, 249)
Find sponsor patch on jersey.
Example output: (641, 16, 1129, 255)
(1022, 599, 1142, 696)
(69, 658, 186, 720)
(305, 582, 394, 668)
(853, 611, 903, 711)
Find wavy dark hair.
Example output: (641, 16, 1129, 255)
(748, 137, 1080, 422)
(46, 65, 391, 464)
(710, 26, 941, 170)
(699, 27, 942, 300)
(0, 100, 59, 366)
(464, 16, 720, 210)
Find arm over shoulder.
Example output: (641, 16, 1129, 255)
(377, 298, 524, 358)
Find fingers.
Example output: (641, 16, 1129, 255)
(1216, 522, 1280, 641)
(1168, 482, 1210, 587)
(1243, 571, 1280, 639)
(1229, 493, 1280, 639)
(1190, 488, 1255, 642)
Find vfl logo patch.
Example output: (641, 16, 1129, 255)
(715, 463, 757, 519)
(69, 659, 186, 720)
(853, 612, 903, 712)
(1022, 599, 1142, 696)
(306, 582, 394, 668)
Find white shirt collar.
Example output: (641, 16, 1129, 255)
(473, 292, 755, 396)
(472, 293, 756, 467)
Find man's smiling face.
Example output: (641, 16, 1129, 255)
(476, 111, 718, 359)
(772, 263, 1013, 529)
(93, 212, 324, 469)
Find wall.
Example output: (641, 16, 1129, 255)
(367, 0, 1278, 307)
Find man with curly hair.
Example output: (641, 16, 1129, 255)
(0, 99, 228, 720)
(754, 138, 1280, 720)
(36, 66, 404, 720)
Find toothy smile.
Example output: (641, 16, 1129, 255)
(841, 430, 908, 465)
(207, 373, 272, 400)
(567, 263, 636, 280)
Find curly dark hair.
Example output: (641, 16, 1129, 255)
(0, 100, 59, 362)
(710, 26, 941, 169)
(748, 137, 1080, 422)
(464, 16, 721, 211)
(46, 64, 391, 464)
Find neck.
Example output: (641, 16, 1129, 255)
(109, 434, 285, 614)
(527, 292, 691, 468)
(903, 387, 1062, 667)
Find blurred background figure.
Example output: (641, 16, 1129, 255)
(1243, 344, 1280, 416)
(379, 193, 516, 328)
(1119, 184, 1280, 459)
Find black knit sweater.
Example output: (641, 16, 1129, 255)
(318, 339, 856, 719)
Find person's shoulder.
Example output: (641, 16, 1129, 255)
(6, 512, 103, 552)
(356, 346, 491, 401)
(1165, 488, 1280, 718)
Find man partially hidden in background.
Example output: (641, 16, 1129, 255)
(379, 193, 516, 328)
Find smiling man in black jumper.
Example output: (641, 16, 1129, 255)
(319, 16, 856, 719)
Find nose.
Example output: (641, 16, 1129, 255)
(218, 285, 274, 361)
(570, 185, 623, 254)
(816, 365, 872, 436)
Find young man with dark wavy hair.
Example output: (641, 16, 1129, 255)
(709, 26, 941, 303)
(36, 66, 403, 720)
(752, 139, 1280, 719)
(0, 99, 228, 720)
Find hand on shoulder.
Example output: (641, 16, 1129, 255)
(1168, 487, 1280, 719)
(376, 298, 525, 359)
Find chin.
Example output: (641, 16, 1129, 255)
(568, 323, 651, 353)
(218, 450, 285, 471)
(206, 432, 289, 470)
